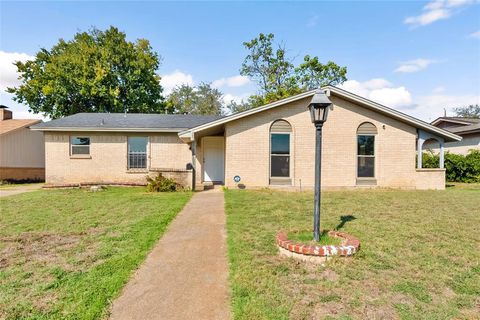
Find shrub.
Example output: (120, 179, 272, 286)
(422, 149, 480, 183)
(146, 173, 181, 192)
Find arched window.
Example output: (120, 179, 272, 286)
(270, 120, 292, 184)
(357, 122, 377, 178)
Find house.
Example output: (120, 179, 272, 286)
(424, 117, 480, 155)
(30, 87, 461, 190)
(0, 106, 45, 181)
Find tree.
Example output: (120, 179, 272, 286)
(7, 26, 165, 119)
(236, 33, 347, 111)
(453, 104, 480, 118)
(295, 55, 347, 90)
(167, 83, 224, 115)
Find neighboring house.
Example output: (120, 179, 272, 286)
(424, 117, 480, 155)
(31, 86, 461, 190)
(0, 106, 45, 181)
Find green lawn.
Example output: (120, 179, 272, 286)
(0, 187, 191, 319)
(225, 185, 480, 320)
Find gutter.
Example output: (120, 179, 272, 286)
(30, 127, 187, 133)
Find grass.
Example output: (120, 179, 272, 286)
(0, 187, 192, 319)
(225, 184, 480, 320)
(287, 230, 340, 246)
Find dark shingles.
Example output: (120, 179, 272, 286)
(31, 113, 223, 130)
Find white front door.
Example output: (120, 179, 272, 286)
(203, 137, 225, 183)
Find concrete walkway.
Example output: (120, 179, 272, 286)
(0, 184, 43, 197)
(109, 188, 231, 320)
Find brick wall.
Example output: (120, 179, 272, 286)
(224, 95, 423, 189)
(44, 131, 192, 187)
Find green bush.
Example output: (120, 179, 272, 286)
(146, 173, 181, 192)
(422, 149, 480, 183)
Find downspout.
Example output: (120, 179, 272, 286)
(191, 133, 196, 191)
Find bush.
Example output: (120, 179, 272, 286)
(146, 173, 181, 192)
(422, 149, 480, 183)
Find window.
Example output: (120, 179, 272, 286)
(128, 137, 148, 169)
(357, 135, 375, 177)
(357, 122, 377, 178)
(271, 134, 290, 177)
(270, 120, 292, 180)
(70, 137, 90, 155)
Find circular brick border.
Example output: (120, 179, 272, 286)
(276, 230, 360, 258)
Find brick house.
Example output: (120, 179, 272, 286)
(424, 117, 480, 155)
(0, 106, 45, 181)
(31, 87, 461, 190)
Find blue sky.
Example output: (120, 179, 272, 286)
(1, 0, 479, 121)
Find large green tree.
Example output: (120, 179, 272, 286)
(167, 83, 224, 115)
(7, 26, 165, 118)
(237, 33, 347, 110)
(454, 104, 480, 118)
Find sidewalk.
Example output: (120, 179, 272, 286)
(109, 188, 231, 320)
(0, 184, 43, 197)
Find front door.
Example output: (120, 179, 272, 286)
(203, 136, 225, 183)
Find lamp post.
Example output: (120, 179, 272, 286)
(308, 89, 333, 242)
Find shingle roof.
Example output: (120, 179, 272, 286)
(31, 113, 224, 132)
(444, 122, 480, 134)
(433, 117, 480, 124)
(0, 119, 42, 135)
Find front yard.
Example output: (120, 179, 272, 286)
(225, 185, 480, 319)
(0, 187, 191, 319)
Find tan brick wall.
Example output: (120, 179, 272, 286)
(224, 95, 420, 189)
(45, 132, 192, 187)
(415, 169, 446, 190)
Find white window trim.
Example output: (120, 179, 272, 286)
(356, 134, 376, 179)
(70, 136, 91, 157)
(127, 136, 149, 170)
(269, 132, 292, 180)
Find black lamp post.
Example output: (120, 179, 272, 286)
(308, 89, 333, 241)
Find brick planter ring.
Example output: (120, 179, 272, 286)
(276, 230, 360, 264)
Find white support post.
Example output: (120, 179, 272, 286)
(439, 142, 445, 169)
(417, 132, 425, 169)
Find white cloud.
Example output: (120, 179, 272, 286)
(212, 75, 250, 89)
(160, 70, 194, 94)
(412, 93, 480, 121)
(433, 86, 446, 93)
(404, 0, 474, 27)
(469, 30, 480, 38)
(395, 58, 437, 73)
(339, 78, 413, 108)
(0, 51, 35, 92)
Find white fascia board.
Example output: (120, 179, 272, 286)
(178, 85, 461, 142)
(178, 89, 318, 137)
(325, 86, 462, 142)
(30, 127, 184, 133)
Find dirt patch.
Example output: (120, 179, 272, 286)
(362, 303, 399, 320)
(0, 229, 101, 271)
(313, 301, 346, 319)
(321, 269, 339, 282)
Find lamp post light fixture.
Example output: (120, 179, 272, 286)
(308, 89, 333, 242)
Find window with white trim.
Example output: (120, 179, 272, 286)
(70, 137, 90, 155)
(128, 137, 148, 169)
(357, 122, 377, 178)
(270, 120, 292, 180)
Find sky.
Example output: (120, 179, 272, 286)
(1, 0, 479, 122)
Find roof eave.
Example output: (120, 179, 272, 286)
(178, 89, 318, 137)
(324, 86, 462, 142)
(30, 127, 186, 133)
